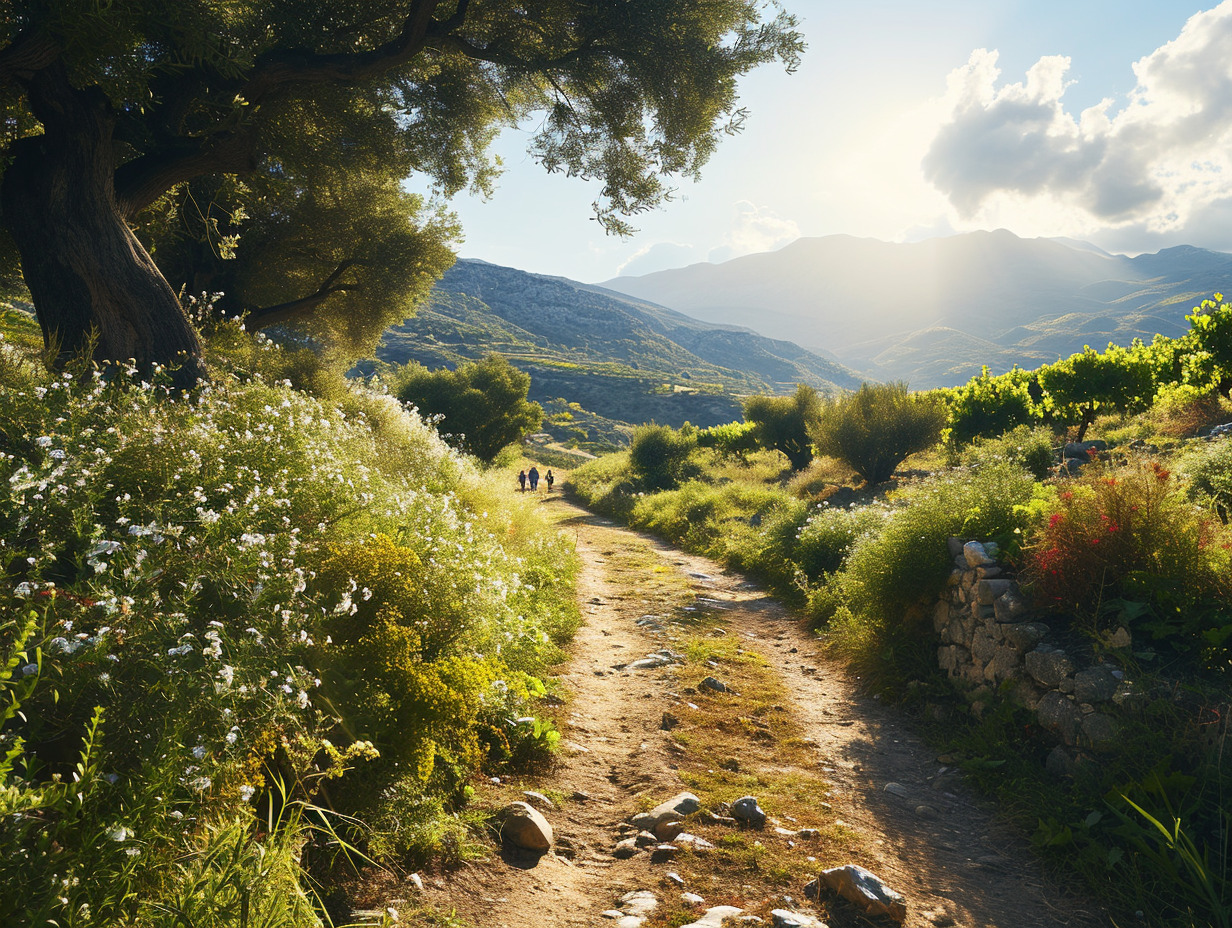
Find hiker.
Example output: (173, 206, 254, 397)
(528, 465, 540, 491)
(517, 469, 527, 492)
(545, 469, 555, 491)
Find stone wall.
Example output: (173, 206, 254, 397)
(933, 538, 1134, 770)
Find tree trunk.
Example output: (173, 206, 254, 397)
(1, 66, 205, 386)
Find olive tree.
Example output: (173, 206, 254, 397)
(0, 1, 803, 381)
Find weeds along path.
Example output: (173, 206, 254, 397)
(403, 497, 1111, 928)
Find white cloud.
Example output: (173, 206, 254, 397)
(923, 1, 1232, 238)
(707, 201, 800, 263)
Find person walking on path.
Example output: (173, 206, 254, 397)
(545, 469, 555, 492)
(528, 466, 540, 491)
(517, 469, 527, 492)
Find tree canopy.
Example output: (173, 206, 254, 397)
(395, 354, 542, 462)
(743, 384, 820, 471)
(0, 1, 802, 378)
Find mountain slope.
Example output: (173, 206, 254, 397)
(373, 259, 862, 445)
(602, 231, 1232, 388)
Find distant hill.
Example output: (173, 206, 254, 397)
(372, 259, 862, 448)
(601, 231, 1232, 388)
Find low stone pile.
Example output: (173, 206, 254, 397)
(934, 538, 1135, 766)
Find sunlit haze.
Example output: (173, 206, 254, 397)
(416, 0, 1232, 283)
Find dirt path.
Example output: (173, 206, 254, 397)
(405, 497, 1112, 928)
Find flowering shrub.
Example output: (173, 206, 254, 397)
(0, 324, 577, 923)
(1023, 460, 1232, 659)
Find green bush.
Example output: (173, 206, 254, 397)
(1023, 459, 1232, 663)
(944, 367, 1038, 446)
(394, 354, 544, 463)
(819, 463, 1037, 692)
(810, 382, 946, 485)
(1183, 437, 1232, 522)
(628, 423, 698, 490)
(955, 424, 1055, 479)
(794, 503, 886, 581)
(743, 384, 820, 471)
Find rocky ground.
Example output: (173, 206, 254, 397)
(385, 495, 1113, 928)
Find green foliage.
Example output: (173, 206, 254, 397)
(1184, 438, 1232, 522)
(2, 0, 803, 367)
(395, 355, 544, 463)
(819, 463, 1037, 692)
(794, 505, 886, 582)
(0, 326, 577, 921)
(743, 384, 822, 471)
(628, 423, 699, 491)
(943, 366, 1038, 446)
(1038, 345, 1155, 441)
(697, 420, 760, 459)
(810, 382, 947, 485)
(1024, 460, 1232, 663)
(1184, 293, 1232, 396)
(954, 425, 1056, 479)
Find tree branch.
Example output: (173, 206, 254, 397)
(114, 131, 259, 220)
(243, 259, 360, 329)
(0, 29, 61, 84)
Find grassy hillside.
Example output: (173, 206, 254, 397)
(371, 260, 862, 448)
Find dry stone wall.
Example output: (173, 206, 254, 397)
(934, 538, 1136, 772)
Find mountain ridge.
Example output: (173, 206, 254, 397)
(601, 231, 1232, 387)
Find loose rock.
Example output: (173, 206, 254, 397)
(771, 911, 828, 928)
(681, 906, 745, 928)
(640, 791, 701, 829)
(807, 865, 906, 923)
(522, 790, 556, 812)
(499, 801, 553, 852)
(700, 676, 732, 693)
(731, 795, 767, 829)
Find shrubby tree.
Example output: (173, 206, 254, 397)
(1037, 344, 1154, 442)
(810, 382, 946, 485)
(0, 1, 802, 380)
(943, 366, 1037, 446)
(628, 423, 698, 491)
(396, 355, 542, 463)
(743, 384, 821, 470)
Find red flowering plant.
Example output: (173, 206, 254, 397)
(1023, 459, 1232, 665)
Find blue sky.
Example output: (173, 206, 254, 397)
(419, 1, 1232, 282)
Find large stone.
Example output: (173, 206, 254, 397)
(618, 891, 658, 918)
(976, 578, 1013, 605)
(731, 796, 767, 829)
(991, 644, 1024, 679)
(638, 792, 700, 831)
(1004, 622, 1048, 653)
(700, 676, 732, 694)
(1064, 440, 1107, 458)
(681, 906, 745, 928)
(1036, 692, 1082, 744)
(1025, 646, 1076, 688)
(500, 801, 552, 852)
(933, 600, 951, 634)
(808, 865, 907, 923)
(1081, 712, 1120, 748)
(970, 627, 997, 663)
(993, 590, 1028, 622)
(1073, 666, 1119, 704)
(963, 541, 996, 567)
